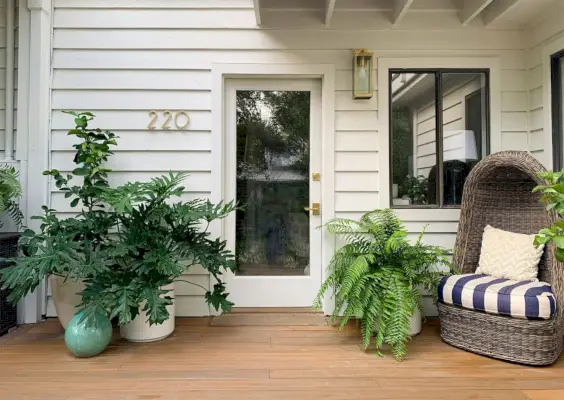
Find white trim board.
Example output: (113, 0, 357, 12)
(211, 63, 336, 315)
(377, 57, 502, 210)
(542, 36, 564, 170)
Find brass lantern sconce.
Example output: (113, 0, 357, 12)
(353, 49, 374, 99)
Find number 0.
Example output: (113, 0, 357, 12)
(174, 111, 190, 130)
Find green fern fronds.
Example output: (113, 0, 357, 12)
(0, 165, 23, 228)
(314, 208, 454, 361)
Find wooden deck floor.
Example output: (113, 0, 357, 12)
(1, 314, 563, 399)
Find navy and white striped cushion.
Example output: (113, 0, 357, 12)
(438, 274, 556, 320)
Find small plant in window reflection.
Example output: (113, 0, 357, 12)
(403, 175, 428, 205)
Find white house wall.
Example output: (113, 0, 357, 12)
(526, 9, 564, 168)
(0, 3, 8, 158)
(46, 0, 529, 317)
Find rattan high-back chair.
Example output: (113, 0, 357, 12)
(437, 151, 564, 365)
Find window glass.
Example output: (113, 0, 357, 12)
(389, 70, 490, 208)
(391, 73, 437, 206)
(439, 72, 488, 206)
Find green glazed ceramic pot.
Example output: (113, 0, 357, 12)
(64, 312, 112, 358)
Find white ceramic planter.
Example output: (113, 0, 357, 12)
(120, 283, 175, 343)
(408, 308, 422, 336)
(373, 308, 422, 336)
(50, 275, 84, 330)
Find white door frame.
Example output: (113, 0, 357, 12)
(211, 63, 335, 315)
(223, 78, 321, 307)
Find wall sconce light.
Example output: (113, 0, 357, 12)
(353, 49, 373, 99)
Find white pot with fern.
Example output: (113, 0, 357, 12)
(314, 209, 454, 361)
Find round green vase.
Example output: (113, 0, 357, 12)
(64, 312, 112, 358)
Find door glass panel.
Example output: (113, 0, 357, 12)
(235, 90, 310, 276)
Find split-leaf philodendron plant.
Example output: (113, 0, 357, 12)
(314, 209, 454, 361)
(0, 111, 237, 326)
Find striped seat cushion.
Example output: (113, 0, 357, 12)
(438, 274, 556, 320)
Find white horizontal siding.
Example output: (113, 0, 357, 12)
(524, 12, 564, 166)
(0, 5, 7, 152)
(49, 1, 527, 317)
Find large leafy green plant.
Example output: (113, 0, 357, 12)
(314, 209, 453, 361)
(0, 112, 117, 302)
(0, 165, 23, 228)
(78, 173, 237, 326)
(533, 169, 564, 260)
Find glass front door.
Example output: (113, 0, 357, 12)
(224, 79, 322, 308)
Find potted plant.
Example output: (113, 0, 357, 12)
(314, 209, 454, 360)
(76, 173, 237, 342)
(0, 112, 118, 328)
(0, 165, 23, 335)
(403, 175, 428, 205)
(0, 165, 23, 229)
(533, 169, 564, 258)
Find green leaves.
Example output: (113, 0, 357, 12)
(142, 286, 174, 325)
(533, 169, 564, 262)
(0, 165, 23, 229)
(315, 209, 453, 361)
(206, 283, 234, 313)
(0, 110, 238, 330)
(72, 168, 89, 176)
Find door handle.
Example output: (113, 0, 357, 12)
(304, 203, 320, 216)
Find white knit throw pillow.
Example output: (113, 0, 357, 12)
(475, 225, 544, 282)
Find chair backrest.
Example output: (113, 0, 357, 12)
(453, 151, 557, 285)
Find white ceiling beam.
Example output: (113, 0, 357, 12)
(392, 0, 414, 26)
(325, 0, 337, 28)
(481, 0, 522, 27)
(253, 0, 261, 27)
(459, 0, 494, 26)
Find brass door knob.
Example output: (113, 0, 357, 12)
(304, 203, 320, 216)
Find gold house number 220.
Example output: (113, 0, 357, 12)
(147, 110, 190, 130)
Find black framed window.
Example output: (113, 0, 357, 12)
(389, 69, 490, 208)
(552, 51, 564, 171)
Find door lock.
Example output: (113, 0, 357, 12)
(304, 203, 320, 216)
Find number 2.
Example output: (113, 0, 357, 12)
(162, 110, 172, 130)
(147, 110, 158, 130)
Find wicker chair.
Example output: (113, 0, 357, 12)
(437, 151, 564, 365)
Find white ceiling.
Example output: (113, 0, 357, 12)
(253, 0, 562, 30)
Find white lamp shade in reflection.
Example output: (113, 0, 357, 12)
(443, 130, 478, 161)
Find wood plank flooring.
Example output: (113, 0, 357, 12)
(0, 314, 563, 399)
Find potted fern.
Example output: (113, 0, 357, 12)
(0, 165, 23, 335)
(0, 165, 23, 230)
(314, 209, 454, 360)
